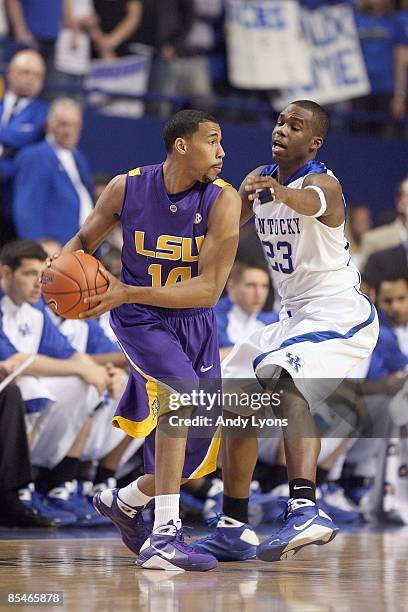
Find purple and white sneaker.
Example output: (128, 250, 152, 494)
(93, 488, 150, 554)
(137, 520, 218, 572)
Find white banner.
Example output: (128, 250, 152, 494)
(84, 52, 151, 118)
(276, 2, 370, 106)
(225, 0, 310, 89)
(226, 0, 370, 104)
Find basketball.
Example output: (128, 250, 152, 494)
(40, 251, 109, 319)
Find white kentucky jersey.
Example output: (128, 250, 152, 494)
(48, 310, 89, 353)
(0, 295, 44, 352)
(253, 160, 360, 311)
(394, 323, 408, 354)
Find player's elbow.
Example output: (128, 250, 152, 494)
(198, 279, 220, 308)
(207, 283, 223, 308)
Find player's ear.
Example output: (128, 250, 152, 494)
(174, 137, 187, 156)
(310, 136, 323, 153)
(0, 264, 12, 280)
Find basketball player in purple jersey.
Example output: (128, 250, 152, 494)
(61, 110, 241, 571)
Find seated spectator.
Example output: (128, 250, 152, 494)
(0, 240, 139, 524)
(377, 276, 408, 352)
(0, 366, 55, 526)
(352, 0, 407, 131)
(364, 244, 408, 291)
(345, 203, 372, 269)
(0, 49, 47, 246)
(0, 239, 114, 525)
(13, 98, 94, 244)
(359, 176, 408, 267)
(215, 261, 278, 361)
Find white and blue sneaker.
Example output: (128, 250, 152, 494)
(191, 515, 259, 561)
(318, 484, 360, 524)
(137, 520, 218, 571)
(202, 479, 224, 520)
(249, 484, 289, 524)
(257, 499, 339, 562)
(47, 481, 108, 526)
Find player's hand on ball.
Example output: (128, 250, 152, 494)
(245, 175, 287, 204)
(80, 269, 127, 319)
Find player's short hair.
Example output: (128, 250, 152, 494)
(163, 109, 219, 152)
(228, 260, 269, 283)
(375, 275, 408, 294)
(0, 240, 48, 270)
(290, 100, 330, 138)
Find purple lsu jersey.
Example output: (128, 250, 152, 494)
(120, 163, 231, 290)
(110, 164, 231, 479)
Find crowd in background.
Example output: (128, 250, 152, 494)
(0, 0, 406, 133)
(0, 0, 407, 533)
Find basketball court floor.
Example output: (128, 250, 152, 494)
(1, 524, 407, 611)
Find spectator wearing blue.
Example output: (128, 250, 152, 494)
(13, 98, 94, 244)
(0, 49, 47, 247)
(352, 0, 407, 126)
(215, 260, 278, 362)
(5, 0, 69, 79)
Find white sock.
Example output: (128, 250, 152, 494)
(118, 477, 152, 508)
(153, 494, 180, 530)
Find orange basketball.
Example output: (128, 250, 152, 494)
(41, 252, 109, 319)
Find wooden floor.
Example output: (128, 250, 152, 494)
(1, 529, 408, 612)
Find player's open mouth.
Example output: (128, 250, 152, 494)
(272, 141, 286, 150)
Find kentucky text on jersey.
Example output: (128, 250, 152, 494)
(255, 215, 301, 236)
(254, 159, 359, 308)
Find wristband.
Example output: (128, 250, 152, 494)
(304, 185, 328, 217)
(256, 188, 275, 205)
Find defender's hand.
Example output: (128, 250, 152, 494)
(80, 269, 127, 319)
(245, 175, 288, 204)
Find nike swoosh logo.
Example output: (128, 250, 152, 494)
(293, 485, 312, 490)
(200, 365, 214, 373)
(152, 545, 176, 560)
(293, 515, 317, 531)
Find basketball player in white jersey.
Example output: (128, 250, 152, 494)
(193, 100, 379, 562)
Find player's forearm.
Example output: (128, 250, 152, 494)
(282, 186, 321, 216)
(123, 276, 221, 309)
(5, 0, 29, 37)
(24, 354, 84, 378)
(91, 353, 127, 368)
(63, 234, 85, 253)
(105, 2, 142, 48)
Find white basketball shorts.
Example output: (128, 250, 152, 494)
(222, 289, 379, 409)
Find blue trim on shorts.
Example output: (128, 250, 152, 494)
(253, 297, 376, 371)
